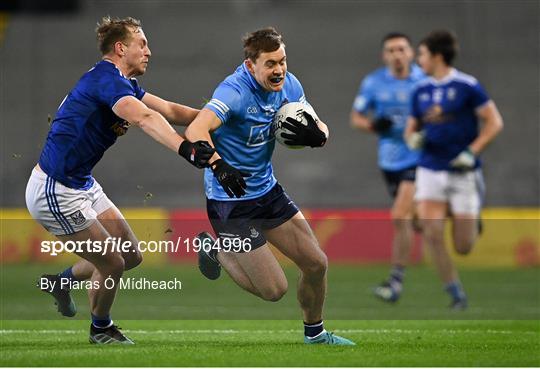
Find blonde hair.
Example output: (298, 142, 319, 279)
(96, 16, 142, 55)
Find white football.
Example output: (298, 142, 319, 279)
(272, 102, 319, 149)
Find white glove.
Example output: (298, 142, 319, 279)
(406, 131, 425, 150)
(450, 148, 476, 169)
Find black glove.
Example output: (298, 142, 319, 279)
(371, 117, 393, 134)
(178, 140, 215, 169)
(211, 159, 251, 198)
(281, 111, 327, 148)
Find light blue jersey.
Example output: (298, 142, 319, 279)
(204, 63, 307, 201)
(353, 65, 425, 171)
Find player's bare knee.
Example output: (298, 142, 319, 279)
(124, 250, 143, 270)
(302, 252, 328, 278)
(454, 239, 474, 255)
(98, 255, 125, 278)
(260, 283, 288, 302)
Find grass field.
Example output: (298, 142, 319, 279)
(1, 264, 539, 366)
(1, 319, 539, 366)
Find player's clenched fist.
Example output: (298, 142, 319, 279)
(178, 140, 216, 168)
(211, 159, 251, 198)
(450, 148, 476, 169)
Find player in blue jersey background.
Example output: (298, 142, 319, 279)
(350, 32, 426, 303)
(185, 27, 354, 345)
(405, 30, 503, 309)
(25, 16, 215, 344)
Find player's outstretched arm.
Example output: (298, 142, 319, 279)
(469, 101, 504, 155)
(184, 108, 222, 160)
(113, 96, 214, 168)
(185, 109, 250, 198)
(142, 93, 199, 126)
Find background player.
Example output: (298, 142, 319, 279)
(405, 30, 503, 308)
(350, 32, 425, 303)
(26, 16, 214, 344)
(185, 27, 354, 345)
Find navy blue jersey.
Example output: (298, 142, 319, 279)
(353, 65, 425, 171)
(204, 63, 307, 201)
(411, 68, 490, 171)
(39, 60, 146, 189)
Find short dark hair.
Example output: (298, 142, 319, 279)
(381, 32, 411, 46)
(420, 30, 458, 66)
(96, 16, 142, 55)
(242, 27, 285, 62)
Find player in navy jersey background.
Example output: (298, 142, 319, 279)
(350, 32, 426, 303)
(25, 16, 215, 344)
(405, 30, 503, 309)
(185, 27, 354, 345)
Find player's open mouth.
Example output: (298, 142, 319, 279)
(270, 77, 283, 84)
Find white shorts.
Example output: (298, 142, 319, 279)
(25, 167, 114, 236)
(415, 166, 485, 215)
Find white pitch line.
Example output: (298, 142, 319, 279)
(0, 328, 538, 335)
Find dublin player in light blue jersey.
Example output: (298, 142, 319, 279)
(350, 32, 425, 303)
(25, 17, 214, 344)
(405, 30, 503, 309)
(185, 27, 354, 345)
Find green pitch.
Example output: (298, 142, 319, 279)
(1, 319, 539, 366)
(1, 264, 539, 366)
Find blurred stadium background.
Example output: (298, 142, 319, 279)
(0, 0, 539, 321)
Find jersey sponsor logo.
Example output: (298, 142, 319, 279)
(422, 104, 455, 124)
(247, 124, 274, 147)
(69, 210, 86, 226)
(385, 106, 408, 127)
(396, 90, 409, 103)
(377, 91, 391, 101)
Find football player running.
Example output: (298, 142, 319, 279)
(405, 30, 503, 309)
(185, 27, 354, 345)
(26, 16, 214, 344)
(350, 32, 425, 303)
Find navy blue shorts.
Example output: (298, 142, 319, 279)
(381, 166, 416, 198)
(207, 183, 299, 251)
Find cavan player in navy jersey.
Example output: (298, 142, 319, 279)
(25, 17, 214, 344)
(185, 27, 354, 345)
(350, 32, 425, 303)
(405, 30, 503, 309)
